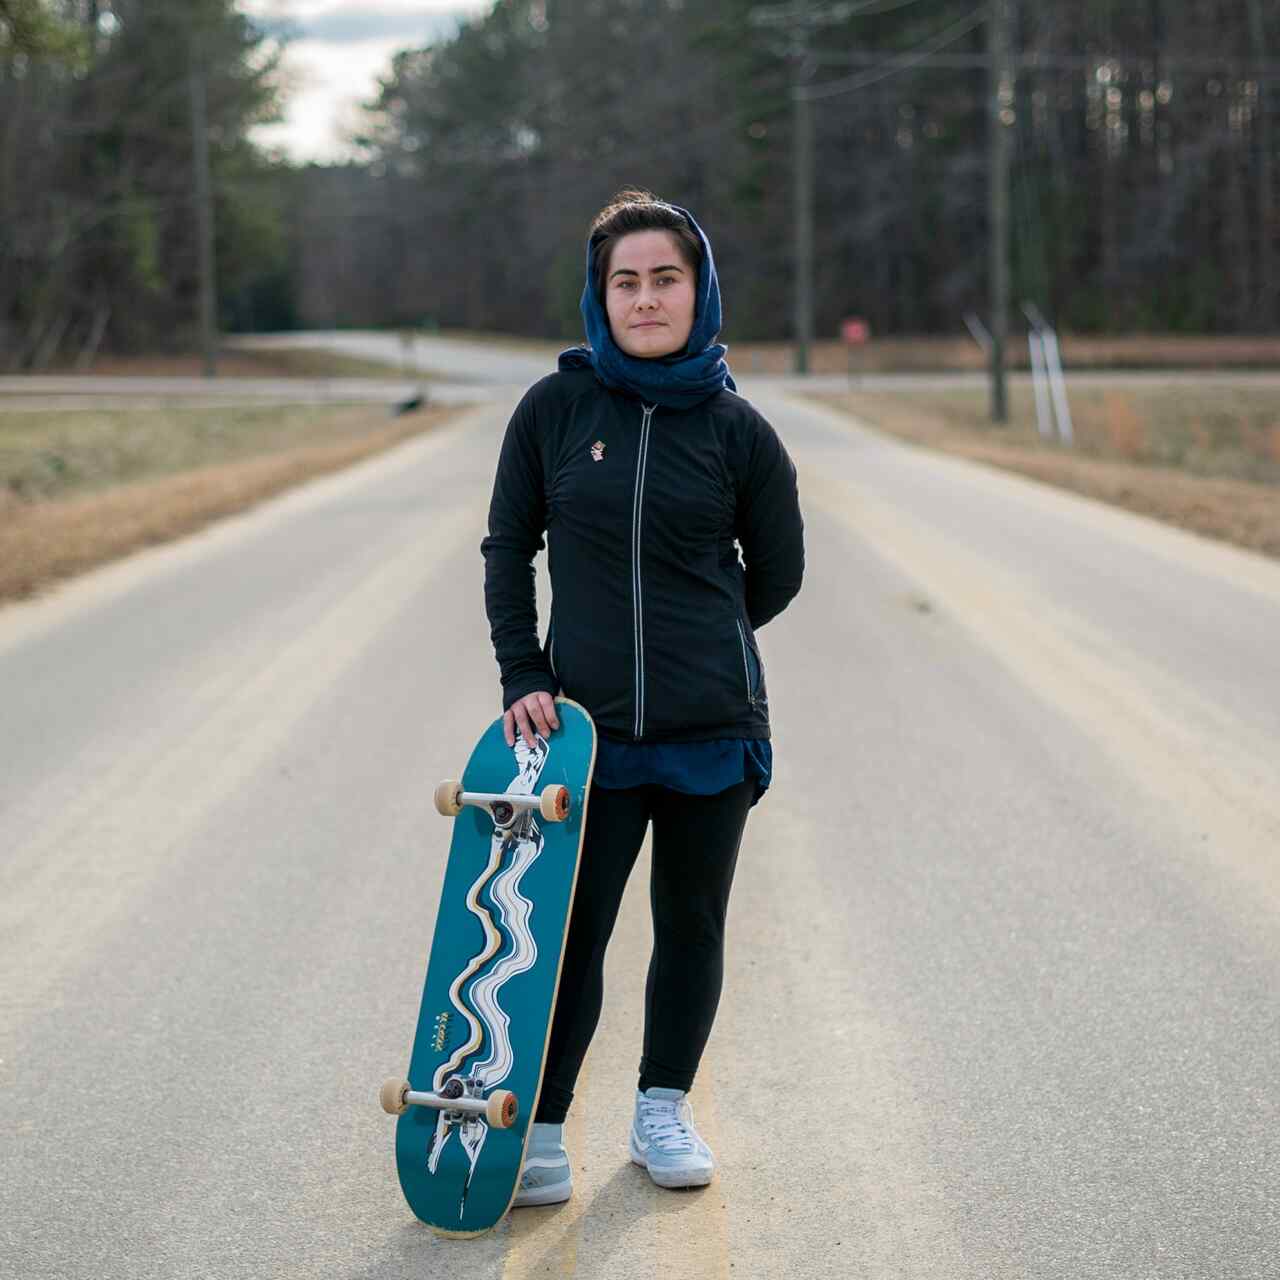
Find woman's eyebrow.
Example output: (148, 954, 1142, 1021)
(609, 264, 686, 280)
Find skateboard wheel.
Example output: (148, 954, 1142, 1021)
(486, 1089, 518, 1129)
(539, 785, 570, 822)
(434, 779, 463, 817)
(380, 1077, 410, 1116)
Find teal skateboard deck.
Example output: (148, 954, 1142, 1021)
(380, 697, 596, 1236)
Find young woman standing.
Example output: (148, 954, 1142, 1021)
(481, 190, 804, 1205)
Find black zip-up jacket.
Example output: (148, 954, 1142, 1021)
(481, 368, 804, 742)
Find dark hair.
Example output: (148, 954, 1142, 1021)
(588, 188, 702, 302)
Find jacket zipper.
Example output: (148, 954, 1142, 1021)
(631, 404, 655, 738)
(736, 618, 756, 707)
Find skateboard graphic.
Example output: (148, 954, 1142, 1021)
(380, 697, 596, 1236)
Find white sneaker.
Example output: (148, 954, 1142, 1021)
(629, 1087, 715, 1189)
(512, 1123, 572, 1207)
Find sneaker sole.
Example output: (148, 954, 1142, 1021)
(629, 1133, 715, 1189)
(511, 1181, 572, 1208)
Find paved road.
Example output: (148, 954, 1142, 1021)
(234, 330, 560, 388)
(2, 357, 1279, 1278)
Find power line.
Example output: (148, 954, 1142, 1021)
(750, 0, 926, 28)
(796, 8, 986, 102)
(747, 0, 926, 23)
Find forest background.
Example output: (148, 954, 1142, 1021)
(1, 0, 1276, 372)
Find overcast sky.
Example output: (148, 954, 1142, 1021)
(239, 1, 491, 162)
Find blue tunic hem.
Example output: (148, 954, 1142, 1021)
(592, 737, 772, 805)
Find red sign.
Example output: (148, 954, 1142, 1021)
(841, 317, 870, 345)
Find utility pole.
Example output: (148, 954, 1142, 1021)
(987, 0, 1011, 423)
(190, 44, 218, 378)
(1246, 0, 1274, 328)
(792, 2, 815, 374)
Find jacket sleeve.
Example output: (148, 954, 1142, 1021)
(735, 413, 805, 630)
(480, 388, 559, 709)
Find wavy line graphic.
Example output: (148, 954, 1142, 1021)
(424, 733, 550, 1210)
(467, 835, 540, 1084)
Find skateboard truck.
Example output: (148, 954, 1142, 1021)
(380, 1075, 518, 1129)
(433, 780, 571, 824)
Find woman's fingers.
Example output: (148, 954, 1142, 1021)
(534, 692, 561, 736)
(520, 698, 545, 746)
(507, 692, 561, 748)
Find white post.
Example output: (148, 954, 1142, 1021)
(963, 311, 992, 358)
(1027, 329, 1054, 441)
(1041, 328, 1074, 446)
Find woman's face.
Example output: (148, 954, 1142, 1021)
(603, 230, 697, 359)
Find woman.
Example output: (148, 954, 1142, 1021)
(481, 190, 804, 1205)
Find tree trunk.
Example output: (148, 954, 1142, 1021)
(75, 296, 112, 370)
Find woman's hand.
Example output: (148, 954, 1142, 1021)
(504, 691, 560, 749)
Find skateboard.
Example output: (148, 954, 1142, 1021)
(380, 696, 596, 1236)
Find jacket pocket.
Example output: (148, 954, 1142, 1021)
(736, 617, 767, 707)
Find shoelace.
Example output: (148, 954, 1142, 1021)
(637, 1099, 695, 1153)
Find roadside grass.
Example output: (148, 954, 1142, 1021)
(225, 346, 433, 379)
(0, 402, 458, 602)
(73, 347, 422, 380)
(807, 385, 1280, 559)
(0, 403, 443, 501)
(732, 334, 1280, 374)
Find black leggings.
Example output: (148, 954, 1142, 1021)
(534, 778, 756, 1125)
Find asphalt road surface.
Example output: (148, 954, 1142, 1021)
(2, 346, 1279, 1279)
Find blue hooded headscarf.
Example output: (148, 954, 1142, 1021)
(558, 202, 736, 411)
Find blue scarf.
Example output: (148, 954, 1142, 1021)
(558, 203, 736, 411)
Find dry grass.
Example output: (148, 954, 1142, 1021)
(732, 334, 1280, 375)
(0, 403, 435, 501)
(69, 347, 418, 380)
(807, 386, 1280, 560)
(223, 346, 433, 380)
(833, 384, 1280, 485)
(0, 404, 457, 602)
